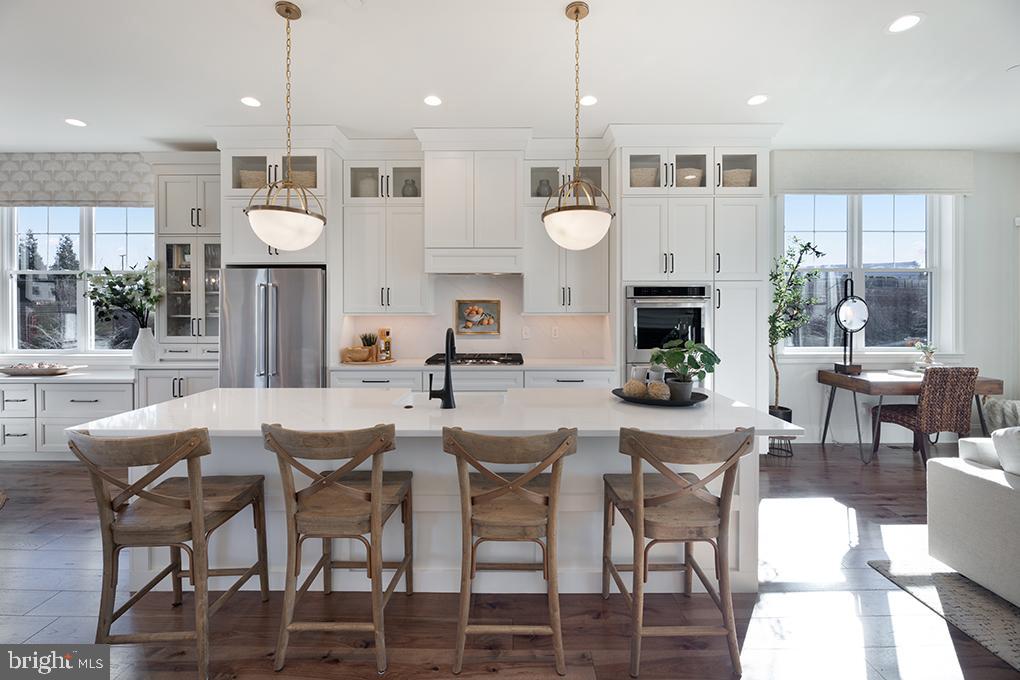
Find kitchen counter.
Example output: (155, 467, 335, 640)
(132, 362, 219, 370)
(75, 387, 800, 596)
(0, 369, 134, 383)
(330, 357, 617, 371)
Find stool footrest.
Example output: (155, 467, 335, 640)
(466, 624, 554, 636)
(641, 625, 729, 637)
(288, 621, 375, 633)
(474, 561, 544, 572)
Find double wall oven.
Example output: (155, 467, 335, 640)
(626, 285, 712, 376)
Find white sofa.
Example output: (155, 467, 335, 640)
(928, 437, 1020, 607)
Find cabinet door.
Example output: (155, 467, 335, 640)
(621, 198, 669, 282)
(474, 151, 522, 247)
(715, 198, 767, 280)
(196, 176, 220, 234)
(570, 160, 609, 200)
(623, 148, 669, 195)
(668, 147, 714, 195)
(159, 239, 197, 343)
(522, 206, 565, 313)
(345, 161, 385, 204)
(667, 198, 713, 279)
(342, 206, 387, 313)
(384, 206, 431, 313)
(226, 151, 273, 196)
(525, 161, 566, 206)
(712, 282, 762, 409)
(714, 147, 766, 196)
(564, 230, 609, 313)
(222, 199, 327, 265)
(425, 152, 473, 247)
(180, 370, 219, 397)
(195, 238, 221, 343)
(157, 176, 198, 235)
(386, 161, 424, 205)
(281, 150, 325, 195)
(137, 370, 178, 407)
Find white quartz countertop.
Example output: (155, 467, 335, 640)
(74, 387, 804, 438)
(330, 358, 617, 371)
(0, 369, 134, 383)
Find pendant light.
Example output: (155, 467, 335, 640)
(245, 1, 325, 251)
(542, 2, 613, 251)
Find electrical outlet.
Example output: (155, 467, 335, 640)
(521, 326, 530, 340)
(551, 326, 560, 339)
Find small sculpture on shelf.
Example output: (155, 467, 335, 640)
(401, 178, 420, 197)
(535, 178, 553, 197)
(912, 341, 941, 372)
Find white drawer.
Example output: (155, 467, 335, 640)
(36, 383, 133, 418)
(331, 371, 424, 391)
(160, 345, 197, 359)
(0, 418, 36, 452)
(525, 370, 617, 388)
(0, 384, 36, 417)
(424, 369, 524, 392)
(37, 418, 81, 453)
(199, 346, 220, 358)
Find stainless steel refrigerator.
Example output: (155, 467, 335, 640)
(220, 266, 326, 388)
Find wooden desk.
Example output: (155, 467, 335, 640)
(816, 369, 1004, 463)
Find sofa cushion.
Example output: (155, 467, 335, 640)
(991, 427, 1020, 475)
(958, 438, 1001, 469)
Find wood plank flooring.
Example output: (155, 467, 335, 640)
(0, 443, 1017, 679)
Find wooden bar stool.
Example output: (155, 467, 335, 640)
(262, 423, 412, 675)
(602, 427, 755, 677)
(442, 426, 577, 676)
(67, 427, 270, 680)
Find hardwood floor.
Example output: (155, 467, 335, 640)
(0, 443, 1017, 679)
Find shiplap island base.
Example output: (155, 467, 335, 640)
(73, 387, 802, 594)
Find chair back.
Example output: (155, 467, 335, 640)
(618, 427, 754, 511)
(917, 367, 979, 435)
(261, 423, 395, 508)
(442, 427, 577, 511)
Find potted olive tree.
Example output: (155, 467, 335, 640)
(650, 339, 721, 402)
(82, 260, 164, 363)
(768, 238, 824, 422)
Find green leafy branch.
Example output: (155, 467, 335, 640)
(80, 260, 165, 330)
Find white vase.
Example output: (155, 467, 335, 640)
(132, 327, 157, 365)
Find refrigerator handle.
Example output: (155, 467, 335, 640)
(256, 283, 267, 377)
(268, 283, 280, 377)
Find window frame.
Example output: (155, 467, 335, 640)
(778, 193, 944, 355)
(1, 206, 155, 355)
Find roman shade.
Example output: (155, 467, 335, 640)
(0, 153, 153, 206)
(771, 150, 975, 194)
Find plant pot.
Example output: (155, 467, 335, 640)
(769, 405, 793, 422)
(666, 378, 694, 402)
(131, 327, 157, 365)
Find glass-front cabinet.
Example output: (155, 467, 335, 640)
(623, 147, 765, 196)
(524, 160, 608, 205)
(344, 161, 424, 205)
(157, 236, 220, 346)
(223, 149, 325, 197)
(715, 147, 765, 195)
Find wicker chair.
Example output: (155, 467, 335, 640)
(871, 367, 979, 464)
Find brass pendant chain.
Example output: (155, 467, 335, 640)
(573, 11, 581, 185)
(284, 17, 293, 181)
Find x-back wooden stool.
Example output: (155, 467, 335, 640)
(262, 422, 412, 675)
(602, 427, 755, 677)
(442, 426, 577, 676)
(68, 427, 270, 680)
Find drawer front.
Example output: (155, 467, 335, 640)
(160, 345, 197, 359)
(36, 418, 81, 453)
(37, 383, 134, 418)
(0, 418, 37, 452)
(424, 370, 524, 392)
(525, 370, 617, 388)
(0, 384, 36, 417)
(331, 371, 424, 391)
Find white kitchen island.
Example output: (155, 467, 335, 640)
(74, 387, 802, 594)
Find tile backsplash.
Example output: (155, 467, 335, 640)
(340, 275, 611, 359)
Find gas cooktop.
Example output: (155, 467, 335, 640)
(424, 352, 524, 366)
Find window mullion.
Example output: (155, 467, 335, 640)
(80, 207, 94, 351)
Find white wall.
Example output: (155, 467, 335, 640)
(773, 152, 1020, 443)
(339, 275, 611, 362)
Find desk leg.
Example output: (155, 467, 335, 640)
(852, 392, 871, 464)
(976, 395, 990, 437)
(821, 386, 837, 446)
(872, 396, 883, 456)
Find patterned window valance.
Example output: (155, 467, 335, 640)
(0, 153, 154, 207)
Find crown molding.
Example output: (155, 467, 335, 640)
(207, 125, 349, 155)
(414, 128, 532, 151)
(603, 123, 782, 148)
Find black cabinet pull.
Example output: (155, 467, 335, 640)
(166, 349, 188, 354)
(70, 399, 100, 403)
(663, 253, 668, 274)
(669, 162, 675, 187)
(267, 165, 272, 184)
(385, 175, 390, 197)
(190, 318, 196, 337)
(556, 379, 584, 383)
(379, 175, 384, 198)
(190, 208, 196, 227)
(567, 287, 572, 306)
(5, 432, 27, 437)
(663, 162, 668, 188)
(669, 253, 675, 273)
(4, 398, 27, 403)
(561, 287, 565, 306)
(386, 287, 391, 306)
(195, 207, 202, 228)
(380, 287, 384, 306)
(361, 379, 391, 384)
(716, 252, 721, 274)
(716, 162, 722, 187)
(196, 319, 202, 336)
(716, 288, 722, 310)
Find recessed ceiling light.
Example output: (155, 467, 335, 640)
(240, 96, 262, 107)
(423, 95, 442, 106)
(746, 94, 768, 106)
(580, 95, 598, 106)
(887, 13, 923, 33)
(64, 118, 87, 127)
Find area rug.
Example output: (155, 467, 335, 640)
(869, 559, 1020, 671)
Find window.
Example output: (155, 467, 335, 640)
(780, 194, 938, 351)
(7, 206, 155, 352)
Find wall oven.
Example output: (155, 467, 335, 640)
(626, 285, 712, 368)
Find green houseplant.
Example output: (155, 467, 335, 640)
(81, 260, 164, 360)
(768, 238, 824, 421)
(650, 339, 721, 401)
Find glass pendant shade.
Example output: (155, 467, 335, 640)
(542, 205, 612, 250)
(247, 204, 324, 251)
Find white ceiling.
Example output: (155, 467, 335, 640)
(2, 0, 1019, 152)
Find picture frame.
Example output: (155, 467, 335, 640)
(455, 299, 500, 335)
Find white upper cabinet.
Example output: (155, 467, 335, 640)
(523, 206, 608, 314)
(424, 151, 522, 250)
(668, 148, 714, 196)
(222, 149, 325, 197)
(713, 147, 767, 195)
(714, 198, 767, 280)
(344, 161, 424, 205)
(158, 175, 220, 235)
(343, 205, 431, 314)
(667, 197, 714, 278)
(621, 198, 669, 281)
(222, 198, 327, 265)
(624, 147, 766, 196)
(524, 160, 608, 206)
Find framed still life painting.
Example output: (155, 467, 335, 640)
(455, 299, 500, 335)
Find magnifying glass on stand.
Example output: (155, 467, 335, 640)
(834, 278, 869, 375)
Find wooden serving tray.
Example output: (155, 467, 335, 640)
(0, 364, 86, 376)
(340, 357, 397, 365)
